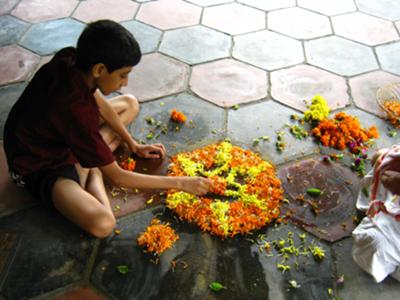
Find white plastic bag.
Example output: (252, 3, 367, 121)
(352, 146, 400, 283)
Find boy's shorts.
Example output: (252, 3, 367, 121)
(10, 165, 80, 206)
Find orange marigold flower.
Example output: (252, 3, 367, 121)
(119, 157, 136, 171)
(137, 218, 179, 255)
(312, 112, 379, 152)
(170, 109, 187, 123)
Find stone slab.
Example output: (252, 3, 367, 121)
(227, 100, 319, 165)
(129, 93, 226, 155)
(0, 207, 95, 300)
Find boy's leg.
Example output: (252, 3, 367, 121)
(52, 167, 115, 238)
(99, 94, 139, 151)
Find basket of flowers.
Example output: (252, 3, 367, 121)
(376, 83, 400, 127)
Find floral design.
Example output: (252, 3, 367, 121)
(166, 142, 284, 238)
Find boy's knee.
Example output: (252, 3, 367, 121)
(89, 211, 116, 239)
(124, 94, 139, 117)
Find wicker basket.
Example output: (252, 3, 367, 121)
(376, 83, 400, 126)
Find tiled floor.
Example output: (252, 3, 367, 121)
(1, 0, 400, 299)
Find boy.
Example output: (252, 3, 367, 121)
(4, 20, 210, 238)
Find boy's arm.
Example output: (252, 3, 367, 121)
(94, 90, 139, 152)
(100, 161, 211, 195)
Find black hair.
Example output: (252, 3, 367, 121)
(76, 19, 141, 73)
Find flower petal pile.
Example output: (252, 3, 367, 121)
(137, 218, 179, 255)
(119, 157, 136, 171)
(311, 111, 378, 152)
(166, 142, 284, 238)
(170, 109, 187, 123)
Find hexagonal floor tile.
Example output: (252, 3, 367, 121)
(279, 158, 361, 241)
(237, 0, 295, 11)
(202, 3, 265, 35)
(136, 0, 201, 30)
(271, 65, 349, 112)
(72, 0, 139, 23)
(0, 207, 94, 300)
(268, 7, 331, 40)
(19, 18, 84, 55)
(121, 21, 162, 54)
(11, 0, 78, 23)
(227, 101, 319, 165)
(0, 45, 39, 86)
(129, 93, 226, 155)
(121, 53, 189, 102)
(190, 59, 267, 107)
(298, 0, 356, 16)
(334, 238, 400, 299)
(349, 71, 400, 118)
(0, 15, 30, 47)
(159, 25, 231, 65)
(0, 0, 19, 15)
(186, 0, 232, 5)
(332, 12, 398, 46)
(356, 0, 400, 21)
(376, 42, 400, 76)
(233, 30, 303, 71)
(305, 36, 378, 76)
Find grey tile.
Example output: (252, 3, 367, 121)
(305, 36, 378, 76)
(19, 18, 84, 55)
(122, 20, 162, 54)
(233, 30, 304, 71)
(356, 0, 400, 21)
(92, 207, 334, 300)
(129, 93, 226, 155)
(160, 25, 231, 65)
(0, 15, 29, 47)
(376, 42, 400, 76)
(227, 100, 319, 165)
(0, 207, 95, 300)
(333, 238, 400, 300)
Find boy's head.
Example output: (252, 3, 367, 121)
(76, 20, 141, 94)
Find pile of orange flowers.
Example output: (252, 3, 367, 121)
(119, 157, 136, 171)
(311, 112, 379, 153)
(137, 218, 179, 255)
(383, 100, 400, 126)
(170, 109, 187, 123)
(166, 142, 283, 238)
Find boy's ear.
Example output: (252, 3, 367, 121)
(91, 63, 107, 78)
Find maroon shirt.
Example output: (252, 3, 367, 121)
(4, 47, 115, 175)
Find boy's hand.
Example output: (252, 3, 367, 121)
(134, 143, 166, 159)
(179, 177, 211, 195)
(381, 170, 400, 195)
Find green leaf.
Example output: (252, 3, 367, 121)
(116, 265, 129, 274)
(209, 281, 226, 292)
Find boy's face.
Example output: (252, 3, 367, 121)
(96, 66, 132, 95)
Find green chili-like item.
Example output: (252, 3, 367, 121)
(209, 281, 226, 292)
(306, 188, 322, 196)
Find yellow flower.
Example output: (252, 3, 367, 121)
(304, 94, 330, 122)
